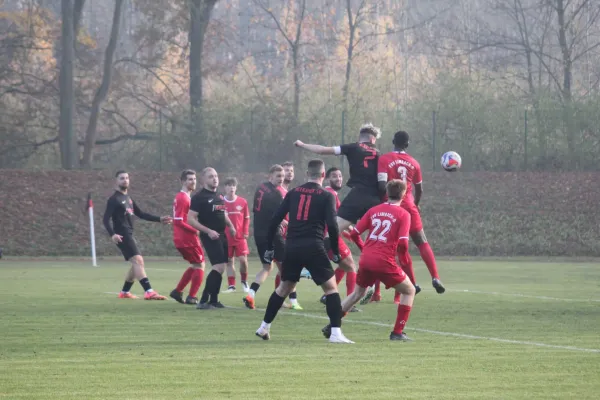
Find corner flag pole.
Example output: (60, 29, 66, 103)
(87, 193, 98, 267)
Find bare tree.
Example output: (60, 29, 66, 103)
(59, 0, 77, 169)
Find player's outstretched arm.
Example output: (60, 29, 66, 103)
(132, 200, 161, 222)
(294, 140, 337, 155)
(266, 194, 290, 249)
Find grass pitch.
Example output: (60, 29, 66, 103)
(0, 258, 599, 399)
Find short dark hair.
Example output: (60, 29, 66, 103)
(359, 123, 381, 139)
(269, 164, 284, 174)
(386, 179, 407, 200)
(180, 169, 196, 182)
(282, 161, 294, 168)
(115, 170, 127, 178)
(326, 167, 340, 178)
(393, 131, 410, 149)
(224, 177, 238, 186)
(307, 159, 325, 179)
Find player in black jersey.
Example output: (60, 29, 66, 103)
(243, 165, 300, 309)
(188, 167, 237, 309)
(103, 170, 172, 300)
(294, 123, 383, 246)
(254, 160, 354, 343)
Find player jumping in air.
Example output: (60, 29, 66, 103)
(255, 159, 353, 343)
(169, 170, 205, 305)
(222, 177, 250, 293)
(244, 165, 301, 310)
(322, 180, 416, 341)
(377, 131, 445, 295)
(188, 167, 237, 309)
(103, 170, 172, 300)
(294, 123, 383, 250)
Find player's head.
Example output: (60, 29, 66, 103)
(180, 169, 197, 191)
(358, 122, 382, 144)
(282, 161, 294, 185)
(326, 167, 342, 191)
(224, 177, 238, 197)
(202, 167, 219, 191)
(307, 159, 325, 182)
(115, 170, 129, 191)
(268, 164, 285, 187)
(386, 179, 407, 201)
(393, 130, 410, 151)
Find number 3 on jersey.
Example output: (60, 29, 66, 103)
(397, 166, 407, 182)
(369, 218, 391, 242)
(296, 194, 312, 221)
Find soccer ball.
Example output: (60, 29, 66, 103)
(441, 151, 462, 171)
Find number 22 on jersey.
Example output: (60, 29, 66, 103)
(369, 218, 391, 242)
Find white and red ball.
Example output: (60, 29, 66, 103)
(441, 151, 462, 171)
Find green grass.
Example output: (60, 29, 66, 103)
(0, 258, 599, 399)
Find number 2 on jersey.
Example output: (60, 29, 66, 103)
(369, 218, 391, 242)
(296, 194, 312, 221)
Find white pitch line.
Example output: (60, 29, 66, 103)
(101, 294, 600, 355)
(450, 289, 600, 303)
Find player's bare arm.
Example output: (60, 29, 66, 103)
(294, 140, 337, 155)
(414, 183, 422, 208)
(224, 213, 237, 238)
(188, 210, 219, 239)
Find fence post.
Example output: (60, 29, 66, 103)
(432, 110, 437, 171)
(524, 109, 528, 171)
(341, 110, 346, 172)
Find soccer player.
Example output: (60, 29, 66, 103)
(320, 167, 359, 310)
(282, 161, 295, 191)
(377, 130, 445, 294)
(243, 165, 301, 310)
(255, 159, 353, 343)
(222, 177, 250, 293)
(188, 167, 237, 309)
(322, 180, 416, 341)
(294, 123, 383, 249)
(103, 170, 172, 300)
(169, 169, 205, 305)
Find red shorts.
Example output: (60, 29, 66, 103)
(402, 202, 423, 234)
(177, 246, 204, 264)
(228, 240, 249, 258)
(327, 239, 351, 262)
(357, 257, 407, 289)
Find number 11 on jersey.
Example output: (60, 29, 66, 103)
(297, 194, 312, 221)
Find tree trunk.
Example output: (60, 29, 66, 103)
(291, 0, 306, 123)
(555, 0, 575, 165)
(80, 0, 124, 169)
(58, 0, 76, 169)
(73, 0, 85, 36)
(342, 0, 356, 120)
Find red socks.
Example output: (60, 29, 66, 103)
(275, 274, 281, 288)
(189, 268, 204, 298)
(227, 276, 236, 287)
(334, 268, 345, 284)
(176, 267, 194, 292)
(417, 243, 439, 279)
(393, 304, 412, 334)
(240, 272, 248, 282)
(346, 270, 356, 296)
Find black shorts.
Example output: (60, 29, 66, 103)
(255, 234, 285, 265)
(281, 243, 334, 286)
(200, 233, 228, 266)
(337, 187, 381, 224)
(116, 235, 141, 261)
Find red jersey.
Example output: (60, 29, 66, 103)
(223, 195, 250, 244)
(377, 151, 422, 204)
(173, 191, 200, 248)
(277, 185, 290, 237)
(325, 186, 342, 210)
(354, 203, 410, 268)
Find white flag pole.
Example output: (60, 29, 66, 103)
(87, 193, 98, 267)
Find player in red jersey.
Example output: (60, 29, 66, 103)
(221, 177, 250, 293)
(321, 180, 416, 341)
(376, 130, 446, 296)
(169, 170, 205, 305)
(319, 167, 360, 311)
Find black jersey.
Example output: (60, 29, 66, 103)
(190, 188, 227, 233)
(252, 181, 284, 240)
(336, 142, 379, 194)
(103, 191, 160, 236)
(267, 182, 339, 254)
